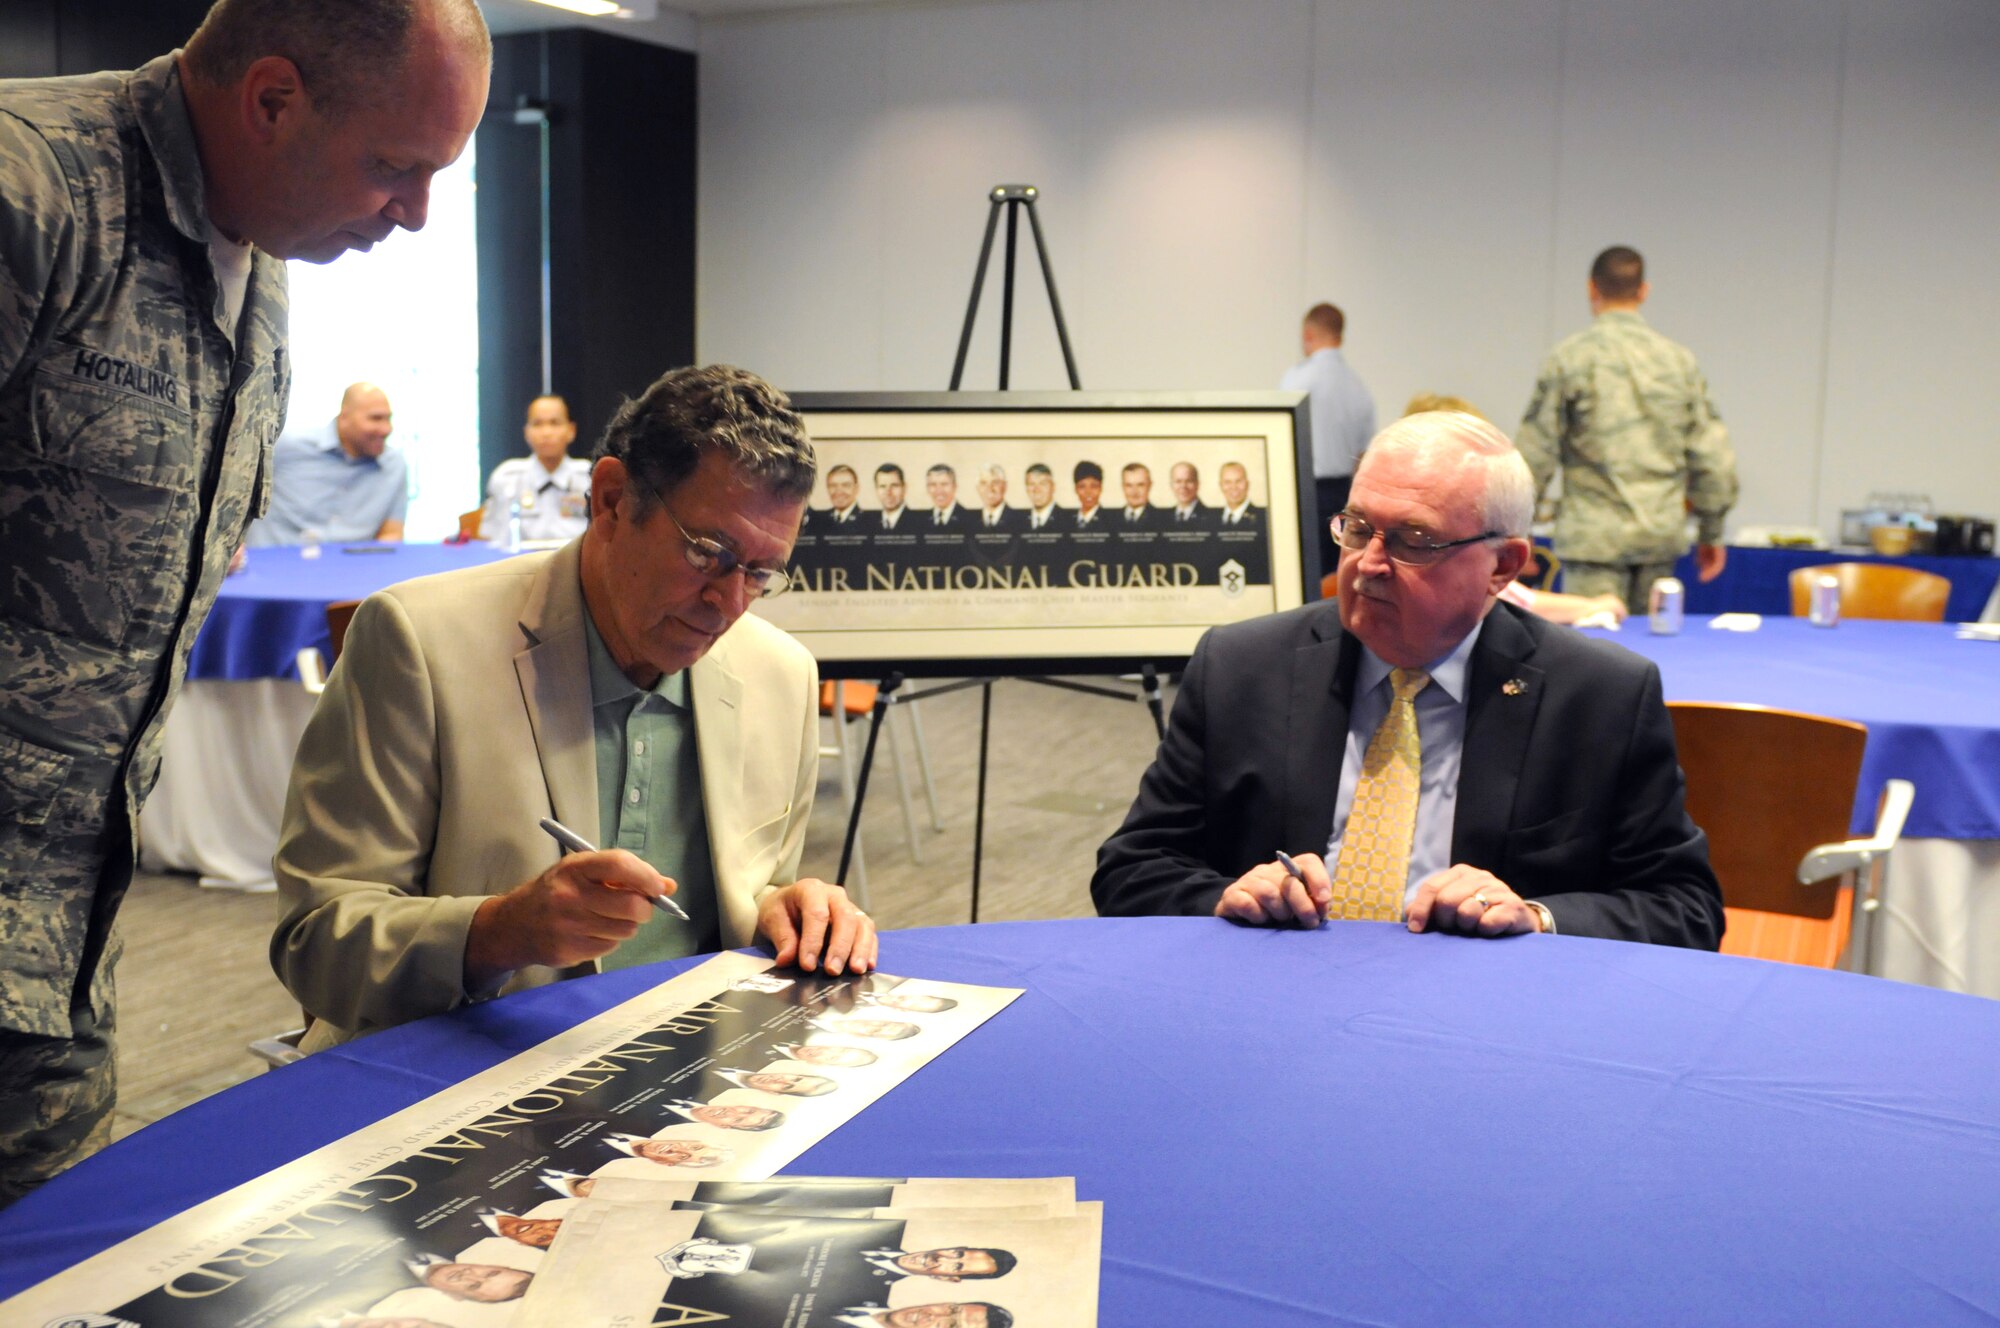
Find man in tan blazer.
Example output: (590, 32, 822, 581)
(272, 366, 874, 1050)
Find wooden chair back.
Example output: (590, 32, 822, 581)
(1668, 703, 1867, 968)
(1787, 562, 1949, 622)
(458, 507, 486, 541)
(1526, 546, 1562, 592)
(326, 600, 362, 663)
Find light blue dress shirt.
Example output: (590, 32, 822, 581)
(1280, 346, 1377, 481)
(1326, 618, 1486, 906)
(246, 417, 410, 545)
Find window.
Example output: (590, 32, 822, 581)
(283, 141, 479, 540)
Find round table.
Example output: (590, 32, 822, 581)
(192, 541, 520, 682)
(3, 918, 1996, 1325)
(1660, 545, 2000, 624)
(140, 542, 522, 887)
(1597, 616, 2000, 840)
(1596, 615, 2000, 998)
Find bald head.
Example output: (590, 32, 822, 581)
(179, 0, 489, 262)
(336, 383, 394, 459)
(185, 0, 490, 118)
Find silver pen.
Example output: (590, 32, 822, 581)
(538, 816, 692, 922)
(1274, 848, 1328, 924)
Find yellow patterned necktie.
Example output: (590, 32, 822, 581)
(1329, 667, 1430, 921)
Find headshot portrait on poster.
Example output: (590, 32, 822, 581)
(762, 392, 1316, 674)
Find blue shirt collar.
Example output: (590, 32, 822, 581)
(309, 417, 396, 469)
(1355, 614, 1486, 705)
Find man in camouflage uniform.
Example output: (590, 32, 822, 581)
(0, 0, 489, 1203)
(1515, 246, 1738, 614)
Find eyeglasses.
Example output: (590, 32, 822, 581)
(665, 509, 793, 597)
(1333, 512, 1501, 568)
(626, 464, 793, 597)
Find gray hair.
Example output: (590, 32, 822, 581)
(184, 0, 490, 116)
(979, 463, 1007, 483)
(593, 365, 816, 511)
(1360, 411, 1534, 536)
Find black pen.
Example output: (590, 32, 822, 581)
(539, 816, 692, 922)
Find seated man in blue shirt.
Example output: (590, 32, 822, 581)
(248, 381, 409, 545)
(1092, 410, 1722, 948)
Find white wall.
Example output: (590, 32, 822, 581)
(696, 0, 2000, 536)
(286, 147, 480, 542)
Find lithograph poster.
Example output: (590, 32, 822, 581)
(519, 1201, 1103, 1328)
(1, 953, 1020, 1328)
(758, 404, 1310, 666)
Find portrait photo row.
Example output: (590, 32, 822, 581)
(759, 394, 1315, 671)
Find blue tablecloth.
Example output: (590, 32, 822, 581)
(1657, 545, 2000, 621)
(2, 918, 1997, 1325)
(1596, 616, 2000, 841)
(190, 543, 521, 680)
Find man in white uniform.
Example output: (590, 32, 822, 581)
(482, 393, 591, 544)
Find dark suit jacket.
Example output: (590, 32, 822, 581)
(922, 504, 977, 532)
(973, 506, 1028, 533)
(805, 505, 863, 531)
(1114, 505, 1166, 530)
(1091, 600, 1723, 948)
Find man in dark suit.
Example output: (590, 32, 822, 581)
(1166, 461, 1216, 528)
(1215, 461, 1264, 528)
(1092, 412, 1722, 948)
(1022, 464, 1065, 531)
(811, 462, 864, 528)
(872, 463, 911, 531)
(1115, 462, 1165, 528)
(923, 463, 976, 530)
(973, 464, 1027, 532)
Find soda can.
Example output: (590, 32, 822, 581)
(1648, 577, 1685, 635)
(1809, 573, 1841, 627)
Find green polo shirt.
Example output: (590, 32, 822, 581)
(583, 611, 721, 967)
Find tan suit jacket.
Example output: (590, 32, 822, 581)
(272, 540, 819, 1050)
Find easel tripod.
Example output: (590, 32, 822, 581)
(835, 185, 1171, 923)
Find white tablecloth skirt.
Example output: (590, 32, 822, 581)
(137, 679, 318, 892)
(1873, 837, 2000, 999)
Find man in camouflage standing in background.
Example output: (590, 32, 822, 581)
(1515, 246, 1738, 614)
(0, 0, 489, 1203)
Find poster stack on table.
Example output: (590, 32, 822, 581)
(518, 1175, 1099, 1327)
(2, 952, 1103, 1327)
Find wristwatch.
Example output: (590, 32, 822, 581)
(1524, 899, 1556, 934)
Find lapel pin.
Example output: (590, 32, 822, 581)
(1502, 678, 1527, 697)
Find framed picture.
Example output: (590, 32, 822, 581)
(754, 391, 1316, 676)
